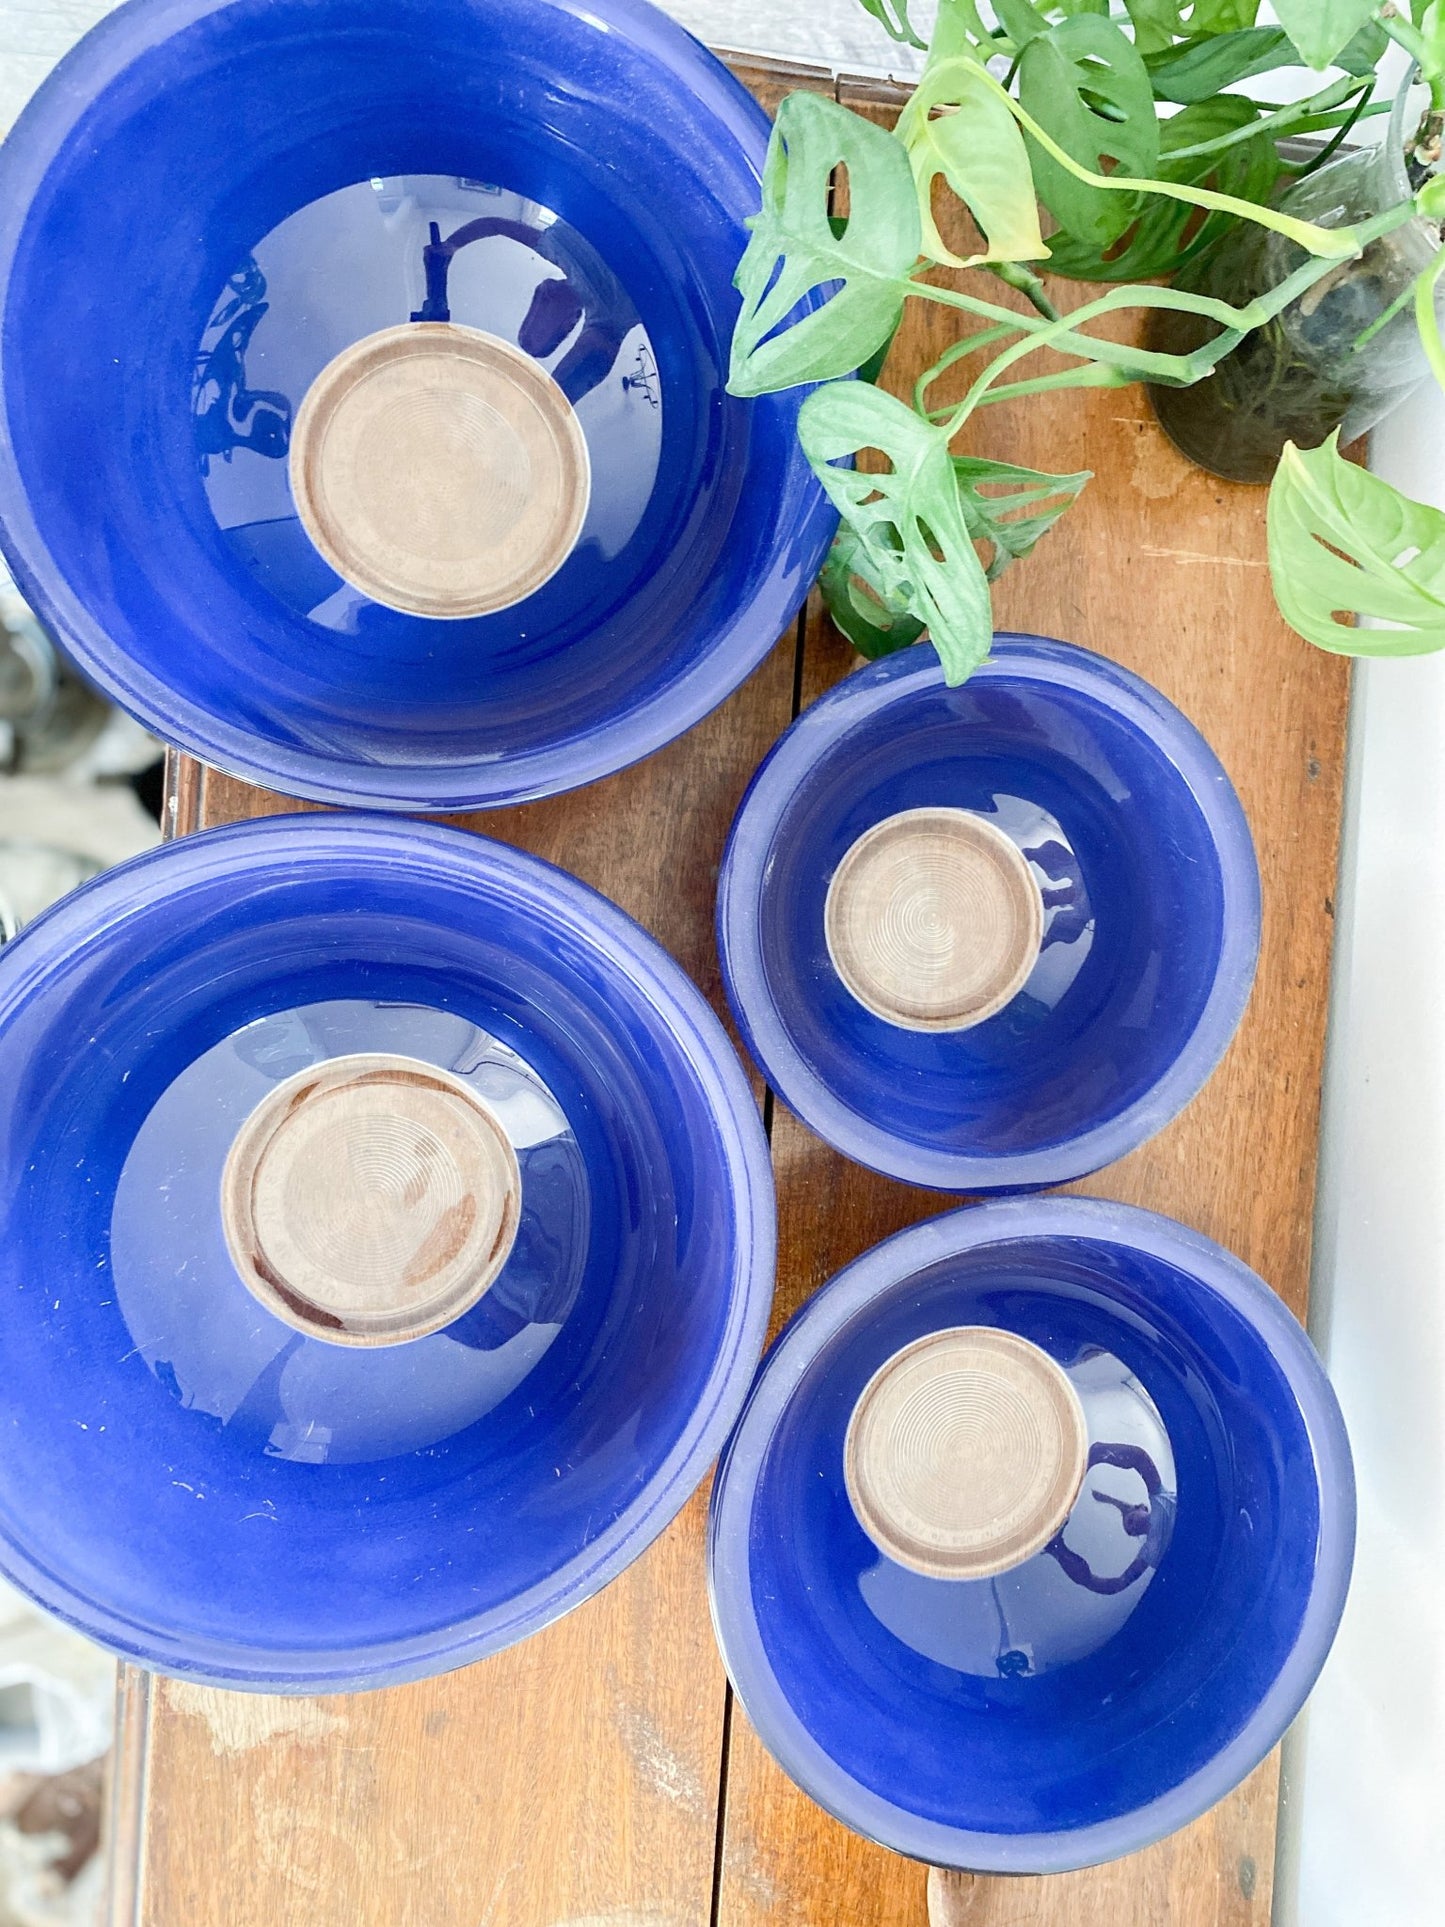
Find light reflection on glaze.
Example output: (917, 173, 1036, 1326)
(109, 999, 588, 1465)
(858, 1347, 1175, 1677)
(196, 175, 663, 631)
(973, 791, 1095, 1021)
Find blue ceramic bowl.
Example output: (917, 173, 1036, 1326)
(717, 638, 1260, 1191)
(0, 0, 833, 810)
(708, 1199, 1353, 1873)
(0, 816, 773, 1689)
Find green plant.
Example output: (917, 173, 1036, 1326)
(728, 0, 1445, 679)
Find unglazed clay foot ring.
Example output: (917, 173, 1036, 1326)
(289, 322, 591, 619)
(844, 1327, 1088, 1581)
(824, 807, 1044, 1031)
(221, 1052, 521, 1347)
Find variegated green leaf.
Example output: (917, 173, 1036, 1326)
(856, 0, 928, 50)
(798, 382, 995, 684)
(898, 57, 1050, 268)
(1267, 433, 1445, 655)
(1017, 15, 1159, 248)
(952, 456, 1092, 579)
(728, 92, 921, 399)
(1123, 0, 1260, 51)
(1273, 0, 1379, 70)
(1041, 95, 1279, 282)
(819, 525, 927, 657)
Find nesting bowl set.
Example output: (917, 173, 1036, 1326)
(0, 0, 1352, 1881)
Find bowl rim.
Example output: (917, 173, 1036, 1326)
(716, 635, 1263, 1191)
(0, 0, 833, 812)
(706, 1196, 1356, 1875)
(0, 812, 777, 1691)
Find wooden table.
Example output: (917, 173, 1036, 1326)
(103, 57, 1350, 1927)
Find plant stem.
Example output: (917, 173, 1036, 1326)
(972, 364, 1136, 405)
(1353, 273, 1422, 350)
(1165, 77, 1362, 163)
(914, 326, 1019, 415)
(985, 261, 1061, 320)
(961, 58, 1368, 255)
(1377, 4, 1445, 111)
(1413, 245, 1445, 390)
(1292, 85, 1375, 182)
(940, 201, 1422, 431)
(902, 200, 1417, 403)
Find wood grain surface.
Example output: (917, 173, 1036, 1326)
(109, 58, 1350, 1927)
(712, 69, 1348, 1927)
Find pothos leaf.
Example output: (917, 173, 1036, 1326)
(1146, 26, 1299, 102)
(898, 58, 1051, 268)
(1267, 433, 1445, 656)
(992, 0, 1050, 47)
(1273, 0, 1379, 71)
(1189, 0, 1261, 27)
(1041, 95, 1279, 282)
(1122, 0, 1191, 55)
(797, 382, 995, 684)
(929, 0, 998, 56)
(1125, 0, 1260, 47)
(855, 0, 928, 50)
(728, 92, 921, 399)
(819, 525, 928, 658)
(1017, 16, 1160, 248)
(952, 455, 1092, 579)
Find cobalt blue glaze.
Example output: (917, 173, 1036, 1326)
(717, 638, 1261, 1191)
(0, 816, 774, 1689)
(708, 1199, 1354, 1873)
(0, 0, 835, 810)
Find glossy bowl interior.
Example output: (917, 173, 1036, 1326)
(0, 0, 833, 809)
(708, 1200, 1353, 1873)
(717, 638, 1260, 1191)
(0, 817, 772, 1689)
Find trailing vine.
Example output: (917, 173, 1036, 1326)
(728, 0, 1445, 679)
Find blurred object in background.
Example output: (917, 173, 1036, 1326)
(0, 1763, 104, 1927)
(0, 779, 160, 945)
(1, 560, 161, 946)
(0, 458, 155, 1927)
(0, 1579, 112, 1927)
(0, 1583, 112, 1783)
(1, 567, 158, 786)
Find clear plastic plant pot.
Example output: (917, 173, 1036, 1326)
(1147, 71, 1442, 484)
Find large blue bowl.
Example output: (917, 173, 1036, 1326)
(717, 638, 1261, 1191)
(0, 0, 833, 809)
(708, 1199, 1353, 1873)
(0, 816, 774, 1689)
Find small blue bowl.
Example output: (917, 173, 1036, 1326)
(717, 638, 1260, 1192)
(708, 1199, 1353, 1874)
(0, 0, 834, 810)
(0, 816, 773, 1689)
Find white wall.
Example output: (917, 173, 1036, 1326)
(1277, 389, 1445, 1927)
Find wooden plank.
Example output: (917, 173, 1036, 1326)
(711, 75, 1349, 1927)
(116, 626, 801, 1927)
(110, 60, 1350, 1927)
(719, 51, 833, 117)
